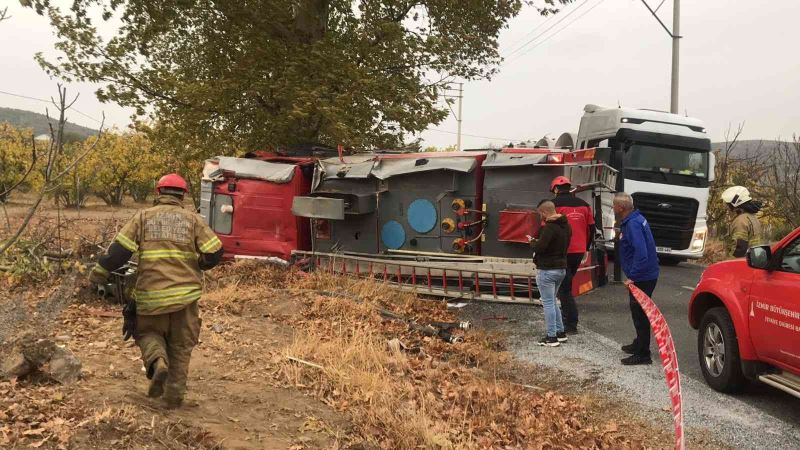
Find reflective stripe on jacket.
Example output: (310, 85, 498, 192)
(114, 195, 222, 315)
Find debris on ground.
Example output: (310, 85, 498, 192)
(0, 215, 675, 448)
(1, 336, 82, 385)
(269, 266, 654, 449)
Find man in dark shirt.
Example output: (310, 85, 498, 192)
(550, 176, 595, 333)
(531, 201, 572, 347)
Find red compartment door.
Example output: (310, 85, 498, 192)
(498, 210, 541, 243)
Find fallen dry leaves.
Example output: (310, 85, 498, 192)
(2, 256, 659, 449)
(248, 266, 647, 449)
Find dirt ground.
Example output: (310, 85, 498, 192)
(0, 204, 683, 449)
(1, 271, 356, 449)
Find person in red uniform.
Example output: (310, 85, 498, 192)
(550, 176, 595, 333)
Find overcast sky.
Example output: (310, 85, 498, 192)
(2, 0, 799, 147)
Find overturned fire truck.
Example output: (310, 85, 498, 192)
(201, 147, 617, 303)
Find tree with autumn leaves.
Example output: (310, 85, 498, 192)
(1, 122, 164, 208)
(0, 123, 35, 203)
(23, 0, 571, 154)
(51, 129, 165, 207)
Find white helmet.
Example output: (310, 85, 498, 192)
(721, 186, 752, 208)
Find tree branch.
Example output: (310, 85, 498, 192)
(0, 84, 105, 255)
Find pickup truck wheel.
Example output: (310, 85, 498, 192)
(698, 307, 748, 393)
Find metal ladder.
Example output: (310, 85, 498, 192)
(294, 250, 545, 304)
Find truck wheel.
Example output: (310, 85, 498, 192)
(698, 307, 748, 393)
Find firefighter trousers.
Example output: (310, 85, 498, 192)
(134, 301, 201, 403)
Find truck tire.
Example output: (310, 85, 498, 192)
(698, 307, 748, 393)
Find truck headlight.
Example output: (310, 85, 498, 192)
(690, 229, 707, 252)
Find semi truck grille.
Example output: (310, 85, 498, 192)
(632, 193, 698, 250)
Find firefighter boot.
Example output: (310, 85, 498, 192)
(163, 302, 201, 409)
(163, 341, 192, 408)
(147, 357, 169, 398)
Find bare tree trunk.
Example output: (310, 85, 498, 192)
(0, 84, 105, 255)
(75, 171, 81, 216)
(1, 201, 10, 232)
(0, 193, 45, 254)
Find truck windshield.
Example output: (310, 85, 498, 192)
(625, 144, 708, 179)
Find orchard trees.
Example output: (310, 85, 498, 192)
(81, 131, 163, 206)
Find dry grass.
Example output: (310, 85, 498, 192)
(254, 268, 644, 449)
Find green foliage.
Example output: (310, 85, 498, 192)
(0, 238, 57, 283)
(25, 0, 569, 156)
(141, 123, 224, 207)
(423, 144, 457, 152)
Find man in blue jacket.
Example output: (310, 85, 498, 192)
(614, 192, 659, 365)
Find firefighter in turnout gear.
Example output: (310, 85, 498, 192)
(721, 185, 764, 258)
(89, 173, 223, 408)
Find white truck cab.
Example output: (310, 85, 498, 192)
(576, 104, 715, 262)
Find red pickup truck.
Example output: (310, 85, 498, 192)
(689, 227, 800, 398)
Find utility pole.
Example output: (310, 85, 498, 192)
(441, 83, 464, 150)
(640, 0, 681, 113)
(670, 0, 680, 114)
(456, 83, 464, 151)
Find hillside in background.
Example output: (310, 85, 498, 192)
(711, 139, 786, 158)
(0, 106, 99, 141)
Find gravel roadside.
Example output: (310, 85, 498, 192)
(460, 302, 800, 450)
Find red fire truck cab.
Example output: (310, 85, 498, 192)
(200, 154, 317, 261)
(689, 226, 800, 398)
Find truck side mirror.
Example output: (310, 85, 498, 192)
(746, 245, 772, 270)
(708, 152, 716, 182)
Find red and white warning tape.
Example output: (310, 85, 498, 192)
(626, 280, 685, 450)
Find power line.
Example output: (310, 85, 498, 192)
(502, 12, 557, 56)
(502, 0, 592, 60)
(504, 0, 607, 65)
(0, 89, 104, 124)
(428, 128, 523, 142)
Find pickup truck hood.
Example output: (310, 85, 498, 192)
(701, 259, 748, 280)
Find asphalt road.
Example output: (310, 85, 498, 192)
(581, 262, 800, 425)
(458, 261, 800, 448)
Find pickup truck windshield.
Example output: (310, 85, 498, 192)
(625, 144, 709, 179)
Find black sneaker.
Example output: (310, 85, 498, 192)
(621, 343, 636, 354)
(621, 354, 652, 365)
(565, 325, 578, 334)
(556, 332, 568, 342)
(537, 336, 560, 347)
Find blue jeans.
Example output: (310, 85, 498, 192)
(537, 269, 566, 337)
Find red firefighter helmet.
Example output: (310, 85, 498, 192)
(550, 176, 571, 192)
(156, 173, 188, 194)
